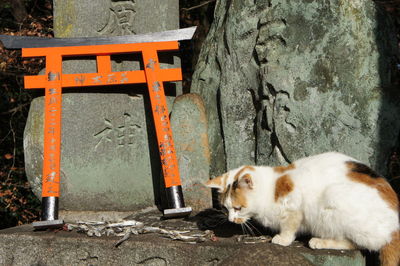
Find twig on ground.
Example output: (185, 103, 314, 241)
(66, 220, 216, 247)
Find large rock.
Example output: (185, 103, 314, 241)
(191, 0, 400, 176)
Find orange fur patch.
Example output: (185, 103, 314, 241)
(230, 186, 248, 208)
(346, 163, 399, 211)
(217, 174, 230, 202)
(234, 165, 255, 182)
(205, 176, 222, 187)
(222, 173, 229, 192)
(380, 230, 400, 266)
(227, 171, 254, 209)
(205, 173, 229, 191)
(238, 173, 253, 189)
(273, 164, 295, 174)
(218, 166, 255, 207)
(274, 174, 294, 201)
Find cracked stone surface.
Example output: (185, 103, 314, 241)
(191, 0, 400, 176)
(0, 209, 365, 265)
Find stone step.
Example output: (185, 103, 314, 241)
(0, 210, 365, 266)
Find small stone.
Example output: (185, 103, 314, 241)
(170, 93, 212, 211)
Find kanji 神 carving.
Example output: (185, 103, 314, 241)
(94, 113, 141, 149)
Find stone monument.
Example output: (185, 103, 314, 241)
(24, 0, 211, 216)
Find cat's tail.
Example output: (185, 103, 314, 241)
(380, 230, 400, 266)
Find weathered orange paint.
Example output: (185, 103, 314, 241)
(41, 53, 62, 197)
(142, 46, 181, 187)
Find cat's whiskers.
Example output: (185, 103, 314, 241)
(246, 220, 263, 236)
(243, 221, 255, 236)
(240, 223, 247, 235)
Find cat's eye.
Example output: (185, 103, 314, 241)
(233, 207, 241, 211)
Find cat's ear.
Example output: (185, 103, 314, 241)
(204, 175, 225, 192)
(238, 173, 253, 189)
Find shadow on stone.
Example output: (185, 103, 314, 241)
(190, 208, 272, 238)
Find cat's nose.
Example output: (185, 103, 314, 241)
(233, 218, 245, 224)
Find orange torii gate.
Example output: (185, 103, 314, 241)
(19, 39, 193, 228)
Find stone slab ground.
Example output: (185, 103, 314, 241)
(0, 209, 365, 265)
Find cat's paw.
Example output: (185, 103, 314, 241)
(309, 237, 355, 250)
(309, 238, 325, 249)
(271, 234, 294, 246)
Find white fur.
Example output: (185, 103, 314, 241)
(214, 152, 399, 251)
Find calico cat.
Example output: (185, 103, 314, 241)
(205, 152, 400, 266)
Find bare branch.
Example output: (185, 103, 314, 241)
(6, 113, 16, 181)
(181, 0, 216, 12)
(0, 103, 29, 115)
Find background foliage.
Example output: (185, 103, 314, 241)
(0, 0, 398, 230)
(0, 0, 52, 229)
